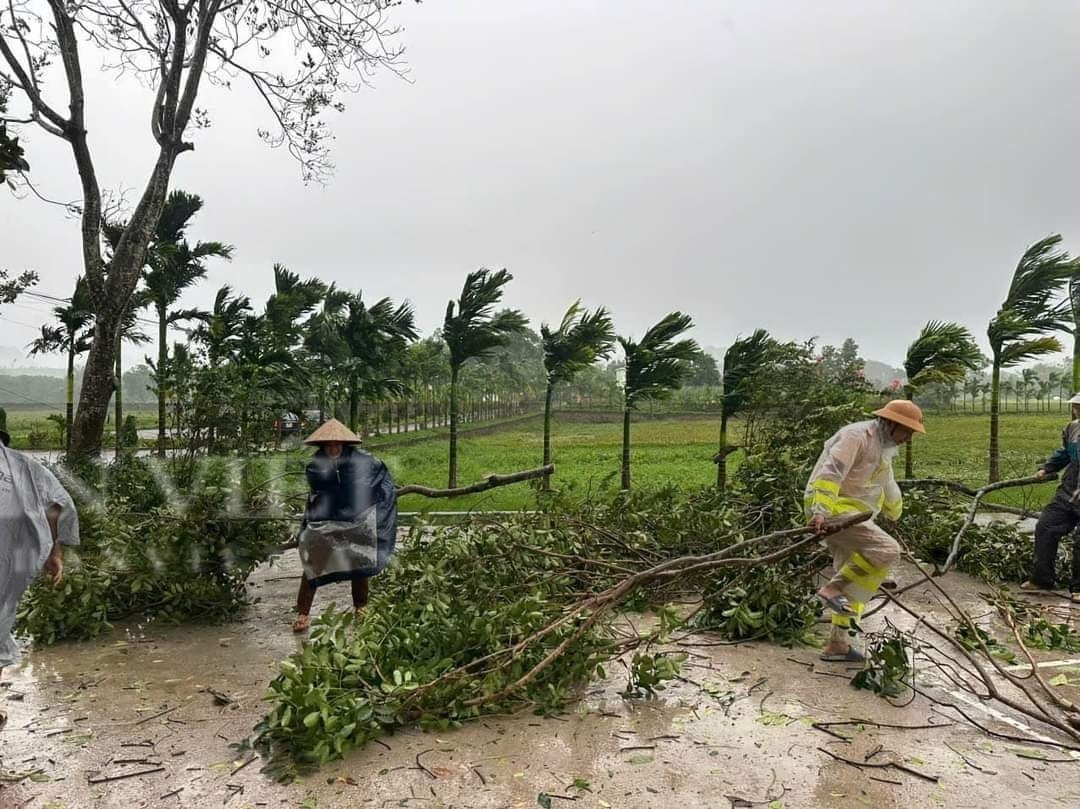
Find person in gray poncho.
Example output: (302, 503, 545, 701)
(0, 427, 80, 728)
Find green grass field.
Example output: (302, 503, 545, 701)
(4, 406, 1069, 513)
(379, 411, 1070, 513)
(0, 407, 158, 449)
(384, 415, 719, 512)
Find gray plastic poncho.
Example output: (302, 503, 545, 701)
(0, 446, 80, 668)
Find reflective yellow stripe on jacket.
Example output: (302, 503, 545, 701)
(804, 479, 873, 517)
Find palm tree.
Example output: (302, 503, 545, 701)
(618, 313, 699, 490)
(1021, 368, 1039, 412)
(196, 286, 253, 367)
(303, 284, 353, 422)
(340, 294, 418, 435)
(28, 277, 94, 452)
(962, 373, 981, 413)
(443, 269, 528, 487)
(1069, 273, 1080, 393)
(540, 301, 616, 478)
(113, 297, 151, 455)
(303, 286, 417, 435)
(1044, 370, 1061, 412)
(263, 264, 327, 353)
(1057, 370, 1072, 410)
(1036, 377, 1052, 412)
(142, 191, 233, 455)
(987, 235, 1078, 481)
(902, 321, 981, 477)
(716, 329, 773, 492)
(404, 337, 450, 429)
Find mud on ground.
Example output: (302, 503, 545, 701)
(2, 555, 1079, 809)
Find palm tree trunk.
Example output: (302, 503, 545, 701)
(903, 384, 915, 478)
(115, 334, 122, 456)
(542, 382, 554, 490)
(716, 409, 729, 491)
(989, 360, 1002, 483)
(157, 305, 167, 457)
(449, 365, 460, 488)
(65, 342, 75, 454)
(1072, 302, 1080, 394)
(1073, 326, 1080, 394)
(348, 377, 359, 433)
(621, 403, 632, 490)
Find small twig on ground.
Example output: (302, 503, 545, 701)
(414, 749, 436, 779)
(87, 766, 167, 784)
(817, 747, 939, 783)
(945, 743, 990, 772)
(135, 706, 178, 725)
(231, 755, 257, 775)
(810, 723, 852, 743)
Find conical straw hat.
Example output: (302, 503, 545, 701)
(303, 418, 363, 445)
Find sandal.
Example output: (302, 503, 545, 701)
(1020, 580, 1053, 592)
(819, 648, 866, 663)
(816, 592, 856, 616)
(292, 614, 310, 633)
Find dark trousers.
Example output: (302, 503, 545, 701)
(296, 575, 370, 614)
(1032, 494, 1080, 591)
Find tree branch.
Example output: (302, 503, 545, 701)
(396, 465, 555, 498)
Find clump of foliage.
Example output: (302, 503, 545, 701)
(691, 560, 821, 643)
(852, 631, 913, 698)
(254, 488, 830, 775)
(256, 518, 622, 775)
(991, 590, 1080, 653)
(17, 456, 289, 643)
(730, 338, 870, 531)
(623, 651, 684, 698)
(953, 622, 1017, 665)
(895, 488, 1065, 583)
(26, 426, 49, 449)
(1024, 616, 1080, 652)
(119, 415, 140, 449)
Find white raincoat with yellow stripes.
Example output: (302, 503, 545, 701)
(803, 419, 903, 636)
(804, 419, 902, 522)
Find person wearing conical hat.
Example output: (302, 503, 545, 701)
(804, 399, 926, 663)
(292, 419, 398, 633)
(1022, 393, 1080, 604)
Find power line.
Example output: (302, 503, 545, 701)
(0, 312, 44, 331)
(0, 379, 60, 408)
(19, 290, 182, 331)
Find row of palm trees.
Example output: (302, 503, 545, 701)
(28, 197, 1080, 490)
(945, 369, 1071, 413)
(25, 195, 704, 490)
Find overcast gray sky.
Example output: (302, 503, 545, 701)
(4, 0, 1080, 370)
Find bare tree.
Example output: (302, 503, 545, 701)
(1, 1, 413, 456)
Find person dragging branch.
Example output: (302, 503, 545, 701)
(804, 400, 925, 662)
(1022, 393, 1080, 604)
(0, 427, 79, 729)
